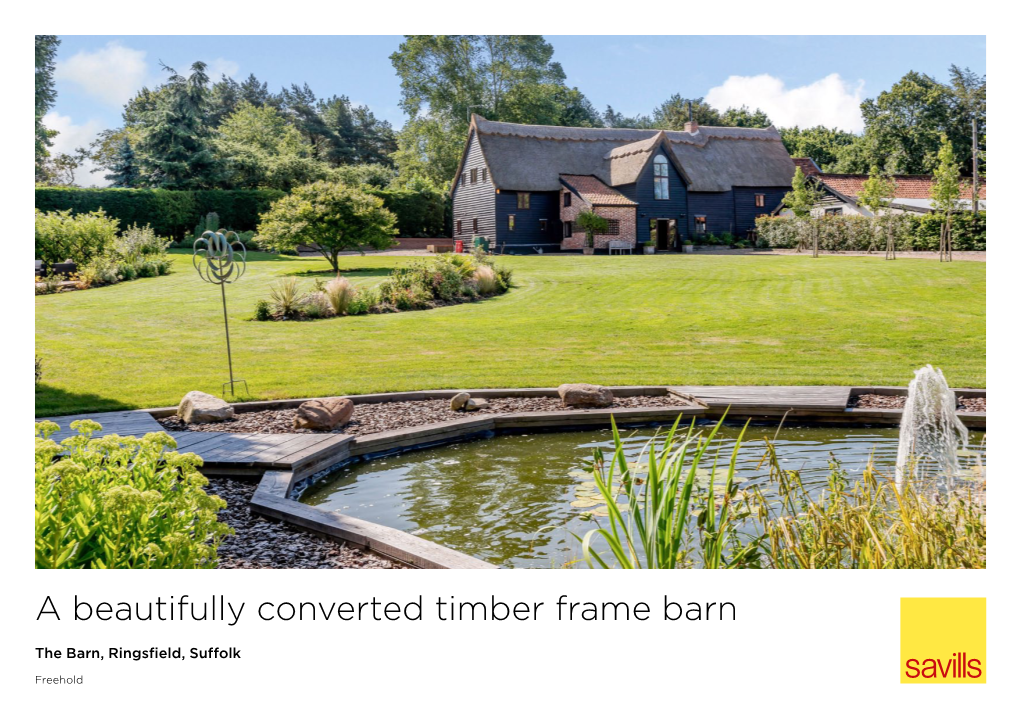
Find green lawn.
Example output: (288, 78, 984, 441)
(35, 250, 985, 416)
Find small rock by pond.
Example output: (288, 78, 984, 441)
(158, 394, 689, 437)
(293, 397, 354, 430)
(178, 390, 234, 424)
(558, 383, 614, 408)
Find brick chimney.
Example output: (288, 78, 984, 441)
(684, 120, 699, 133)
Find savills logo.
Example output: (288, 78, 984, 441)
(900, 598, 986, 684)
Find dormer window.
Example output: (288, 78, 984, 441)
(653, 154, 669, 200)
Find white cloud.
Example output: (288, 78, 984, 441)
(705, 73, 866, 132)
(54, 41, 148, 108)
(43, 112, 110, 188)
(206, 57, 240, 79)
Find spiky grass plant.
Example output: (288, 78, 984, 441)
(269, 277, 304, 318)
(473, 265, 499, 296)
(576, 416, 760, 569)
(324, 275, 356, 315)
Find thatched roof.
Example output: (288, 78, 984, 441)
(472, 115, 795, 193)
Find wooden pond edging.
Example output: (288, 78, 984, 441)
(38, 384, 984, 570)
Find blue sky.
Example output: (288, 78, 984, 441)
(48, 35, 985, 185)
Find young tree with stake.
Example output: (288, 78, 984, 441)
(858, 165, 897, 259)
(931, 134, 961, 262)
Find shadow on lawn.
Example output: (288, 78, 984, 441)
(286, 267, 395, 278)
(167, 248, 308, 263)
(35, 385, 131, 418)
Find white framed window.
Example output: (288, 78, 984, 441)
(653, 154, 669, 200)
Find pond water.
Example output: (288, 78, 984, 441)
(299, 423, 984, 568)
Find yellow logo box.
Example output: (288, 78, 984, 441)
(901, 598, 986, 683)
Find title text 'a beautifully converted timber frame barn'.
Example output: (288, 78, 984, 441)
(451, 114, 796, 254)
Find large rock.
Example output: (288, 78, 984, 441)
(178, 391, 234, 424)
(293, 397, 354, 431)
(464, 398, 489, 411)
(558, 383, 614, 409)
(450, 392, 470, 411)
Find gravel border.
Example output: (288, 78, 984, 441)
(159, 394, 689, 437)
(208, 476, 399, 569)
(849, 393, 985, 412)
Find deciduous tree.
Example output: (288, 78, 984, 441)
(255, 181, 398, 271)
(857, 165, 897, 217)
(781, 168, 822, 218)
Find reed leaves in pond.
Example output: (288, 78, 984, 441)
(574, 415, 760, 569)
(574, 415, 985, 569)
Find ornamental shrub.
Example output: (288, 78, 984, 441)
(253, 299, 272, 321)
(35, 209, 119, 266)
(35, 420, 232, 569)
(345, 288, 375, 315)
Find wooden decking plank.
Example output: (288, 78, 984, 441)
(272, 434, 352, 465)
(211, 433, 311, 464)
(249, 433, 336, 460)
(168, 432, 221, 450)
(37, 410, 165, 442)
(671, 386, 852, 411)
(178, 432, 257, 459)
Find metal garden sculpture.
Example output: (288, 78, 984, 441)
(193, 230, 248, 397)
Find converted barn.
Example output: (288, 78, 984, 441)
(451, 114, 796, 254)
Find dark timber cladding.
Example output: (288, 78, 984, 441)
(451, 130, 495, 245)
(453, 115, 795, 253)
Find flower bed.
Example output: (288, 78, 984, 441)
(253, 253, 512, 321)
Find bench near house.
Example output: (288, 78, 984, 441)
(451, 114, 796, 254)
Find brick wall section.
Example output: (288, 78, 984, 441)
(559, 190, 637, 250)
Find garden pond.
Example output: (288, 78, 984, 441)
(299, 422, 985, 568)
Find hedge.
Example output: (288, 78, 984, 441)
(367, 186, 448, 238)
(36, 184, 451, 242)
(35, 187, 285, 242)
(755, 211, 986, 252)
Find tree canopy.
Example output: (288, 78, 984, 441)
(254, 181, 398, 271)
(36, 36, 986, 200)
(35, 35, 60, 181)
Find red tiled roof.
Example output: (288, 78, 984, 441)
(559, 174, 638, 206)
(816, 174, 986, 200)
(792, 158, 821, 176)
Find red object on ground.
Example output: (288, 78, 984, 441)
(455, 240, 464, 253)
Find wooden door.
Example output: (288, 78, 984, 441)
(656, 219, 670, 250)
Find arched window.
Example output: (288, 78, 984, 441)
(653, 154, 669, 200)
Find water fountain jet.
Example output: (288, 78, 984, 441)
(895, 365, 969, 490)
